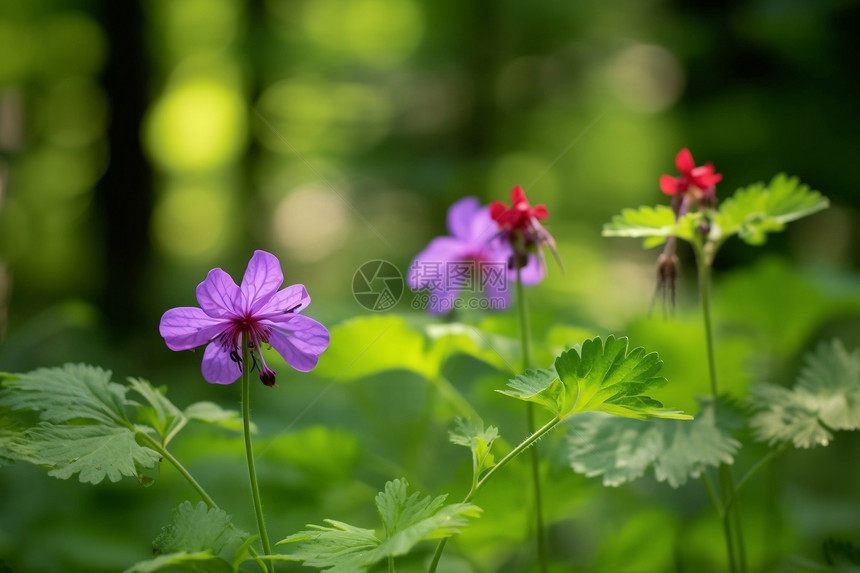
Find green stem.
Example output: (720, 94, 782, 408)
(388, 555, 395, 573)
(724, 444, 787, 512)
(694, 243, 745, 573)
(136, 431, 268, 573)
(137, 432, 218, 509)
(428, 416, 562, 573)
(242, 337, 275, 573)
(515, 266, 548, 573)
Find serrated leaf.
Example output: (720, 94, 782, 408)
(154, 501, 246, 556)
(123, 552, 234, 573)
(0, 364, 131, 425)
(10, 423, 161, 484)
(750, 340, 860, 448)
(602, 205, 701, 247)
(183, 401, 247, 433)
(568, 397, 741, 488)
(713, 174, 828, 246)
(449, 417, 499, 473)
(498, 368, 563, 415)
(129, 378, 186, 444)
(278, 478, 480, 571)
(501, 337, 691, 421)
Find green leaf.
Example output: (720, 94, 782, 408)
(601, 205, 701, 247)
(183, 401, 247, 434)
(314, 316, 514, 386)
(750, 339, 860, 448)
(567, 397, 741, 488)
(449, 418, 499, 478)
(10, 423, 161, 484)
(500, 336, 691, 421)
(712, 173, 828, 246)
(279, 478, 480, 571)
(0, 364, 131, 426)
(129, 378, 186, 444)
(154, 501, 246, 556)
(123, 552, 234, 573)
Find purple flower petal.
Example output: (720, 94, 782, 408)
(201, 341, 242, 384)
(241, 250, 284, 313)
(265, 314, 330, 372)
(196, 268, 242, 318)
(446, 196, 482, 240)
(466, 207, 500, 246)
(408, 236, 465, 290)
(426, 286, 459, 315)
(483, 277, 512, 311)
(256, 284, 311, 319)
(159, 307, 226, 351)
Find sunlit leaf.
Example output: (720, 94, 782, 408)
(712, 174, 828, 246)
(567, 397, 741, 487)
(500, 336, 691, 421)
(601, 205, 700, 247)
(10, 423, 161, 484)
(750, 339, 860, 448)
(279, 478, 480, 571)
(314, 316, 513, 390)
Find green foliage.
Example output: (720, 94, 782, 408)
(712, 174, 828, 246)
(499, 336, 692, 421)
(124, 501, 248, 573)
(449, 418, 499, 481)
(0, 364, 244, 485)
(602, 174, 827, 253)
(567, 398, 741, 487)
(153, 502, 246, 555)
(12, 423, 162, 484)
(315, 315, 512, 384)
(0, 364, 131, 426)
(601, 205, 701, 247)
(279, 478, 481, 571)
(750, 339, 860, 448)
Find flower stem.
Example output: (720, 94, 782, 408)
(242, 337, 275, 573)
(515, 266, 548, 573)
(427, 416, 562, 573)
(694, 243, 745, 573)
(135, 431, 268, 573)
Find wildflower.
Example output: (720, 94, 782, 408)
(489, 185, 561, 282)
(659, 148, 722, 212)
(159, 250, 330, 385)
(408, 196, 512, 314)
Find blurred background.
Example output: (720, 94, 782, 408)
(1, 0, 859, 571)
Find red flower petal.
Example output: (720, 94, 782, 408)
(489, 201, 507, 222)
(531, 204, 548, 219)
(675, 148, 695, 174)
(510, 185, 527, 205)
(660, 175, 680, 195)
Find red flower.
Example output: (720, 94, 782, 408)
(489, 185, 548, 231)
(659, 148, 722, 196)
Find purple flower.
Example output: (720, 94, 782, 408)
(408, 197, 543, 314)
(159, 250, 330, 386)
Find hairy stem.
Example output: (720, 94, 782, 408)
(242, 337, 275, 573)
(428, 416, 561, 573)
(515, 266, 548, 573)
